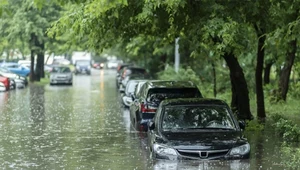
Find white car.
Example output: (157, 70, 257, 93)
(50, 66, 73, 85)
(107, 60, 122, 69)
(0, 82, 6, 92)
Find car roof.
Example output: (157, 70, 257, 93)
(160, 98, 228, 107)
(144, 80, 196, 89)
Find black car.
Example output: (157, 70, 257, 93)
(147, 98, 250, 160)
(129, 80, 202, 131)
(74, 60, 91, 75)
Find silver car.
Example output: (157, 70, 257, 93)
(50, 66, 73, 85)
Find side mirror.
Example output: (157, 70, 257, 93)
(239, 121, 246, 130)
(148, 121, 155, 131)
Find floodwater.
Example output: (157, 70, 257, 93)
(0, 69, 290, 169)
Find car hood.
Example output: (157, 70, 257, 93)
(161, 131, 245, 150)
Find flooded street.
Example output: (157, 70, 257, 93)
(0, 69, 287, 169)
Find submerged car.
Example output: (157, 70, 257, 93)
(0, 76, 10, 91)
(0, 62, 30, 77)
(93, 62, 105, 69)
(147, 98, 250, 160)
(129, 80, 203, 131)
(122, 80, 147, 108)
(0, 67, 27, 88)
(74, 60, 91, 75)
(50, 66, 73, 85)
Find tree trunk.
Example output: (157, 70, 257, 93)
(212, 62, 217, 98)
(35, 43, 45, 81)
(277, 39, 297, 101)
(255, 33, 266, 120)
(223, 52, 253, 120)
(264, 61, 274, 85)
(29, 33, 37, 82)
(30, 49, 35, 82)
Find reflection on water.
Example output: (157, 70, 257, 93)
(0, 69, 296, 169)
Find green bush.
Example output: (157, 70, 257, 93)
(281, 142, 300, 169)
(157, 66, 201, 85)
(271, 114, 300, 142)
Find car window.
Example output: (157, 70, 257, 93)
(126, 82, 138, 94)
(52, 67, 71, 73)
(162, 105, 235, 130)
(125, 68, 146, 75)
(147, 88, 201, 103)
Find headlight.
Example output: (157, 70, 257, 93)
(153, 144, 178, 157)
(230, 143, 250, 156)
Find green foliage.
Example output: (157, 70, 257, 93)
(288, 82, 300, 98)
(157, 66, 200, 82)
(244, 120, 265, 131)
(157, 66, 201, 85)
(281, 142, 300, 169)
(271, 114, 300, 142)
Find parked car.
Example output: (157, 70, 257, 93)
(118, 66, 148, 89)
(0, 67, 27, 88)
(0, 82, 6, 92)
(107, 60, 122, 69)
(120, 73, 151, 92)
(74, 60, 91, 75)
(93, 62, 105, 69)
(129, 80, 203, 131)
(147, 98, 250, 160)
(116, 63, 132, 88)
(50, 66, 73, 85)
(122, 80, 147, 108)
(0, 76, 10, 91)
(0, 62, 30, 77)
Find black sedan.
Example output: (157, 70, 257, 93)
(147, 98, 250, 160)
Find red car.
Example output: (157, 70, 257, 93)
(0, 76, 10, 91)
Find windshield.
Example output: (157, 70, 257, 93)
(51, 67, 71, 73)
(147, 88, 201, 103)
(162, 105, 236, 131)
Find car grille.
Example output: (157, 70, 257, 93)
(177, 149, 229, 160)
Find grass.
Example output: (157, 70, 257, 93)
(29, 77, 50, 86)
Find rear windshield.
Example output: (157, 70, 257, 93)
(147, 88, 202, 102)
(126, 68, 146, 75)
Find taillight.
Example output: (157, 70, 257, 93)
(141, 103, 156, 113)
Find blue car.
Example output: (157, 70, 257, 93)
(0, 62, 30, 77)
